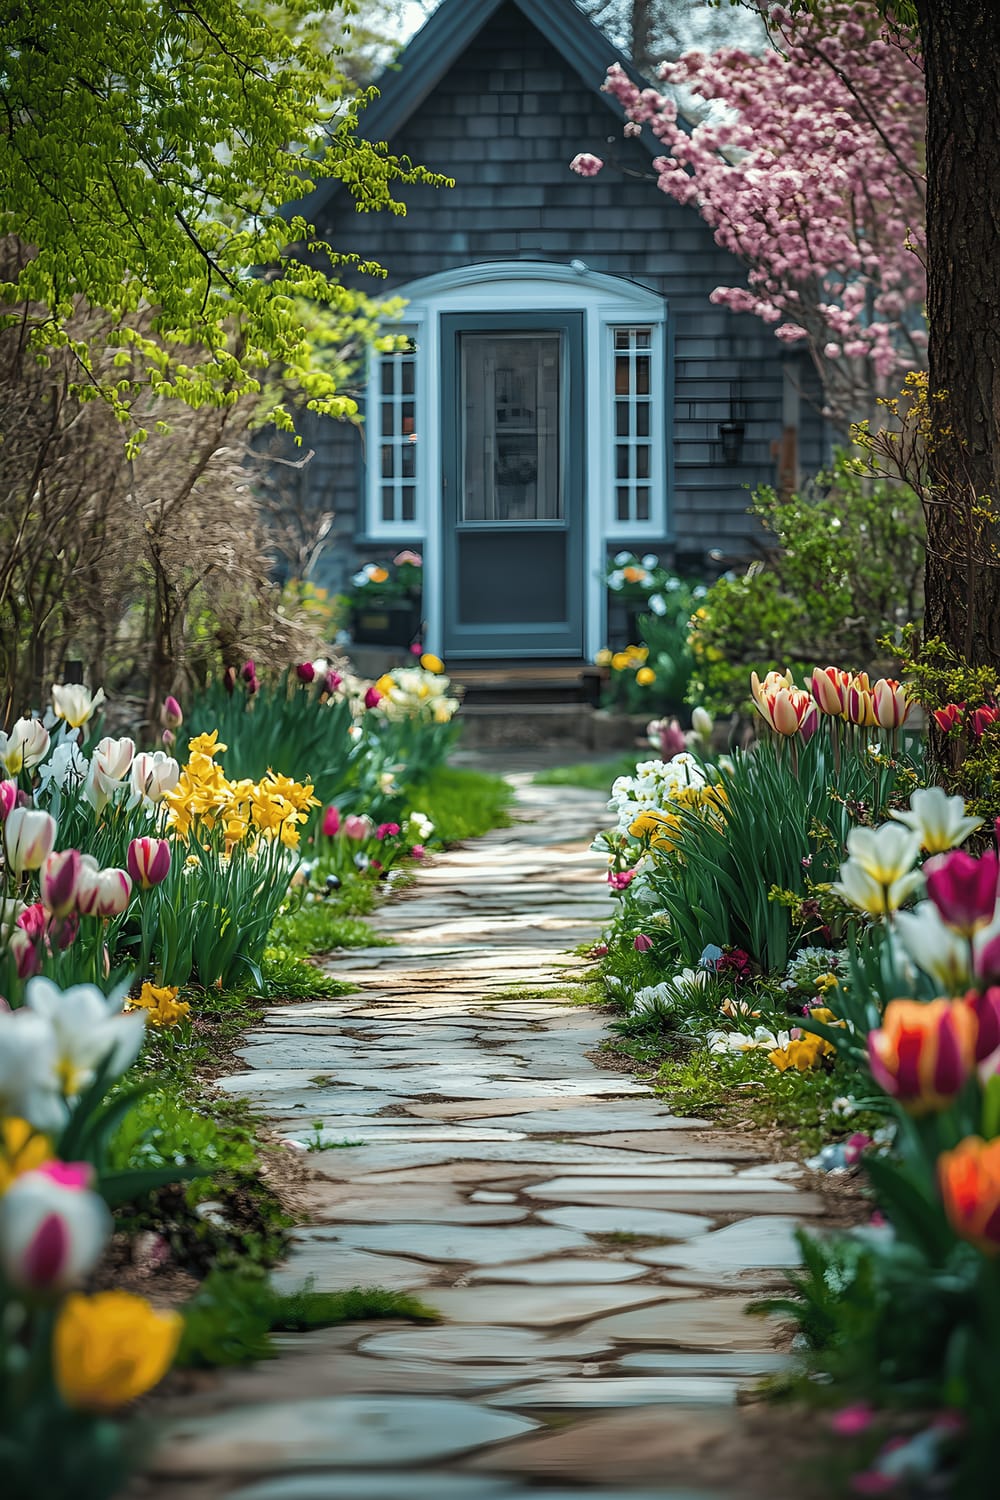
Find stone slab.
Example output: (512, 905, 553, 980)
(582, 1298, 779, 1352)
(536, 1205, 715, 1239)
(424, 1284, 681, 1327)
(486, 1374, 742, 1407)
(326, 1222, 592, 1265)
(467, 1258, 648, 1285)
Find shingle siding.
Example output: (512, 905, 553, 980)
(300, 0, 825, 594)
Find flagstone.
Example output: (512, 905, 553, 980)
(424, 1283, 680, 1327)
(269, 1239, 439, 1294)
(326, 1222, 592, 1264)
(359, 1325, 613, 1363)
(466, 1257, 648, 1284)
(486, 1374, 742, 1407)
(150, 1396, 537, 1475)
(297, 1180, 530, 1225)
(536, 1205, 715, 1238)
(582, 1297, 780, 1351)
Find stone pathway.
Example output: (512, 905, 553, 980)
(144, 775, 824, 1500)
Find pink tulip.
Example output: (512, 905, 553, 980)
(49, 913, 79, 951)
(925, 848, 999, 936)
(634, 933, 653, 952)
(160, 695, 183, 729)
(126, 837, 171, 891)
(321, 805, 340, 838)
(15, 903, 47, 941)
(608, 869, 635, 891)
(40, 849, 82, 919)
(342, 815, 372, 841)
(364, 686, 382, 710)
(0, 1167, 111, 1293)
(241, 660, 256, 682)
(4, 808, 57, 872)
(0, 781, 17, 820)
(967, 986, 1000, 1061)
(324, 670, 343, 695)
(410, 844, 425, 859)
(296, 662, 315, 684)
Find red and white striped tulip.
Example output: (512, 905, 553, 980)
(809, 666, 852, 716)
(40, 849, 83, 919)
(75, 858, 132, 918)
(844, 675, 878, 727)
(0, 1164, 111, 1293)
(754, 684, 817, 737)
(126, 837, 171, 891)
(871, 678, 915, 729)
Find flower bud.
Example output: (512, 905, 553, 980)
(321, 805, 340, 838)
(296, 662, 315, 684)
(241, 660, 256, 682)
(867, 998, 978, 1113)
(939, 1135, 1000, 1254)
(9, 928, 41, 979)
(325, 671, 343, 695)
(223, 667, 237, 694)
(933, 702, 965, 733)
(364, 686, 382, 710)
(126, 838, 171, 891)
(634, 933, 653, 952)
(342, 814, 373, 841)
(160, 696, 183, 730)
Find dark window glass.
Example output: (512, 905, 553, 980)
(635, 356, 650, 396)
(636, 486, 650, 521)
(636, 402, 650, 438)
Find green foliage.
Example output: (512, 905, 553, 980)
(534, 753, 643, 790)
(0, 0, 450, 428)
(259, 947, 354, 997)
(177, 1269, 438, 1368)
(401, 767, 514, 843)
(687, 454, 925, 714)
(270, 901, 391, 953)
(891, 630, 1000, 820)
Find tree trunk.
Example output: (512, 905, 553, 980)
(915, 0, 1000, 668)
(631, 0, 655, 76)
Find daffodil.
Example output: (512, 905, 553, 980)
(54, 1291, 182, 1409)
(890, 786, 983, 854)
(131, 983, 190, 1028)
(833, 859, 923, 916)
(844, 824, 922, 886)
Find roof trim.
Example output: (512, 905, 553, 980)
(292, 0, 664, 225)
(388, 259, 668, 313)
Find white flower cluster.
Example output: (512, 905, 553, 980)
(406, 810, 434, 842)
(608, 754, 706, 834)
(379, 668, 461, 725)
(630, 966, 708, 1016)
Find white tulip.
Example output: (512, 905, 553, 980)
(0, 1011, 64, 1131)
(0, 1170, 111, 1292)
(51, 683, 106, 730)
(890, 786, 983, 854)
(24, 976, 146, 1098)
(4, 807, 57, 872)
(832, 859, 923, 916)
(130, 750, 180, 804)
(84, 736, 136, 812)
(0, 718, 50, 775)
(893, 902, 971, 993)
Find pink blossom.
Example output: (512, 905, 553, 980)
(321, 805, 340, 838)
(410, 844, 425, 860)
(364, 686, 382, 710)
(830, 1401, 876, 1436)
(376, 822, 401, 840)
(607, 869, 635, 891)
(569, 152, 603, 177)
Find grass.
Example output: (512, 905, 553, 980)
(533, 752, 642, 791)
(404, 765, 514, 842)
(177, 1270, 438, 1368)
(269, 901, 391, 954)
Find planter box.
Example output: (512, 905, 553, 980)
(351, 596, 422, 647)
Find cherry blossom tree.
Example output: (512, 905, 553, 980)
(579, 3, 926, 435)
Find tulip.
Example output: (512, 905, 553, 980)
(890, 786, 983, 855)
(420, 653, 444, 675)
(0, 1166, 111, 1292)
(925, 848, 999, 936)
(40, 849, 83, 919)
(634, 933, 653, 952)
(844, 678, 878, 727)
(16, 901, 47, 941)
(51, 683, 105, 730)
(223, 666, 237, 694)
(691, 706, 714, 740)
(376, 822, 401, 840)
(5, 807, 57, 872)
(54, 1290, 183, 1409)
(130, 750, 180, 803)
(894, 903, 972, 992)
(972, 705, 1000, 738)
(325, 670, 343, 694)
(126, 837, 171, 890)
(296, 662, 315, 684)
(0, 1011, 63, 1131)
(321, 805, 340, 838)
(966, 986, 1000, 1061)
(393, 549, 422, 567)
(809, 666, 851, 716)
(0, 780, 17, 820)
(342, 814, 373, 841)
(9, 929, 41, 979)
(939, 1135, 1000, 1253)
(871, 678, 915, 729)
(160, 695, 183, 730)
(867, 997, 978, 1112)
(754, 684, 816, 736)
(0, 717, 50, 776)
(364, 686, 383, 709)
(844, 824, 922, 887)
(83, 735, 136, 813)
(75, 857, 133, 918)
(933, 702, 966, 733)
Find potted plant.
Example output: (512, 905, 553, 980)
(349, 550, 423, 646)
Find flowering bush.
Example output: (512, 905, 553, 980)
(347, 549, 422, 604)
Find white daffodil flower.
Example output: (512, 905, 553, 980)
(832, 859, 923, 916)
(845, 823, 922, 886)
(51, 683, 106, 730)
(24, 977, 146, 1101)
(890, 786, 983, 854)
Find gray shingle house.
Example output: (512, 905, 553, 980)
(292, 0, 825, 663)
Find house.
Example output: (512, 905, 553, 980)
(290, 0, 827, 665)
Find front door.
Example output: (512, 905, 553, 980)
(441, 312, 584, 657)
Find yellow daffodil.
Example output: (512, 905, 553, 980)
(187, 730, 226, 759)
(54, 1291, 183, 1410)
(0, 1118, 52, 1193)
(768, 1035, 832, 1073)
(420, 653, 444, 674)
(635, 667, 656, 686)
(131, 983, 191, 1028)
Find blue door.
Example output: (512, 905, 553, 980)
(441, 311, 585, 657)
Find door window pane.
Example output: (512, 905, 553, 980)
(460, 332, 563, 522)
(610, 327, 655, 525)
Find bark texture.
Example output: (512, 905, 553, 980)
(916, 0, 1000, 667)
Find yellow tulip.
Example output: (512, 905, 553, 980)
(420, 653, 445, 674)
(54, 1291, 183, 1410)
(636, 667, 656, 686)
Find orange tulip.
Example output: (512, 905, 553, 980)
(845, 675, 878, 727)
(867, 998, 979, 1113)
(939, 1136, 1000, 1253)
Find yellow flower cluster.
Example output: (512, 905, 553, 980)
(0, 1118, 52, 1193)
(164, 733, 318, 849)
(768, 1008, 842, 1073)
(628, 783, 728, 854)
(131, 982, 190, 1028)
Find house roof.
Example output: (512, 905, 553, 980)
(293, 0, 664, 225)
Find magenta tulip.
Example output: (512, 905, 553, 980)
(8, 929, 40, 979)
(376, 822, 401, 840)
(126, 837, 171, 891)
(223, 667, 237, 694)
(321, 805, 340, 838)
(241, 660, 256, 682)
(925, 849, 999, 936)
(40, 849, 83, 919)
(324, 671, 343, 694)
(634, 933, 653, 952)
(296, 662, 315, 684)
(0, 780, 17, 820)
(160, 695, 183, 730)
(364, 686, 382, 710)
(15, 903, 47, 942)
(967, 986, 1000, 1061)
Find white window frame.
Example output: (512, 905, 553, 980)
(362, 263, 668, 659)
(365, 324, 427, 540)
(606, 322, 666, 538)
